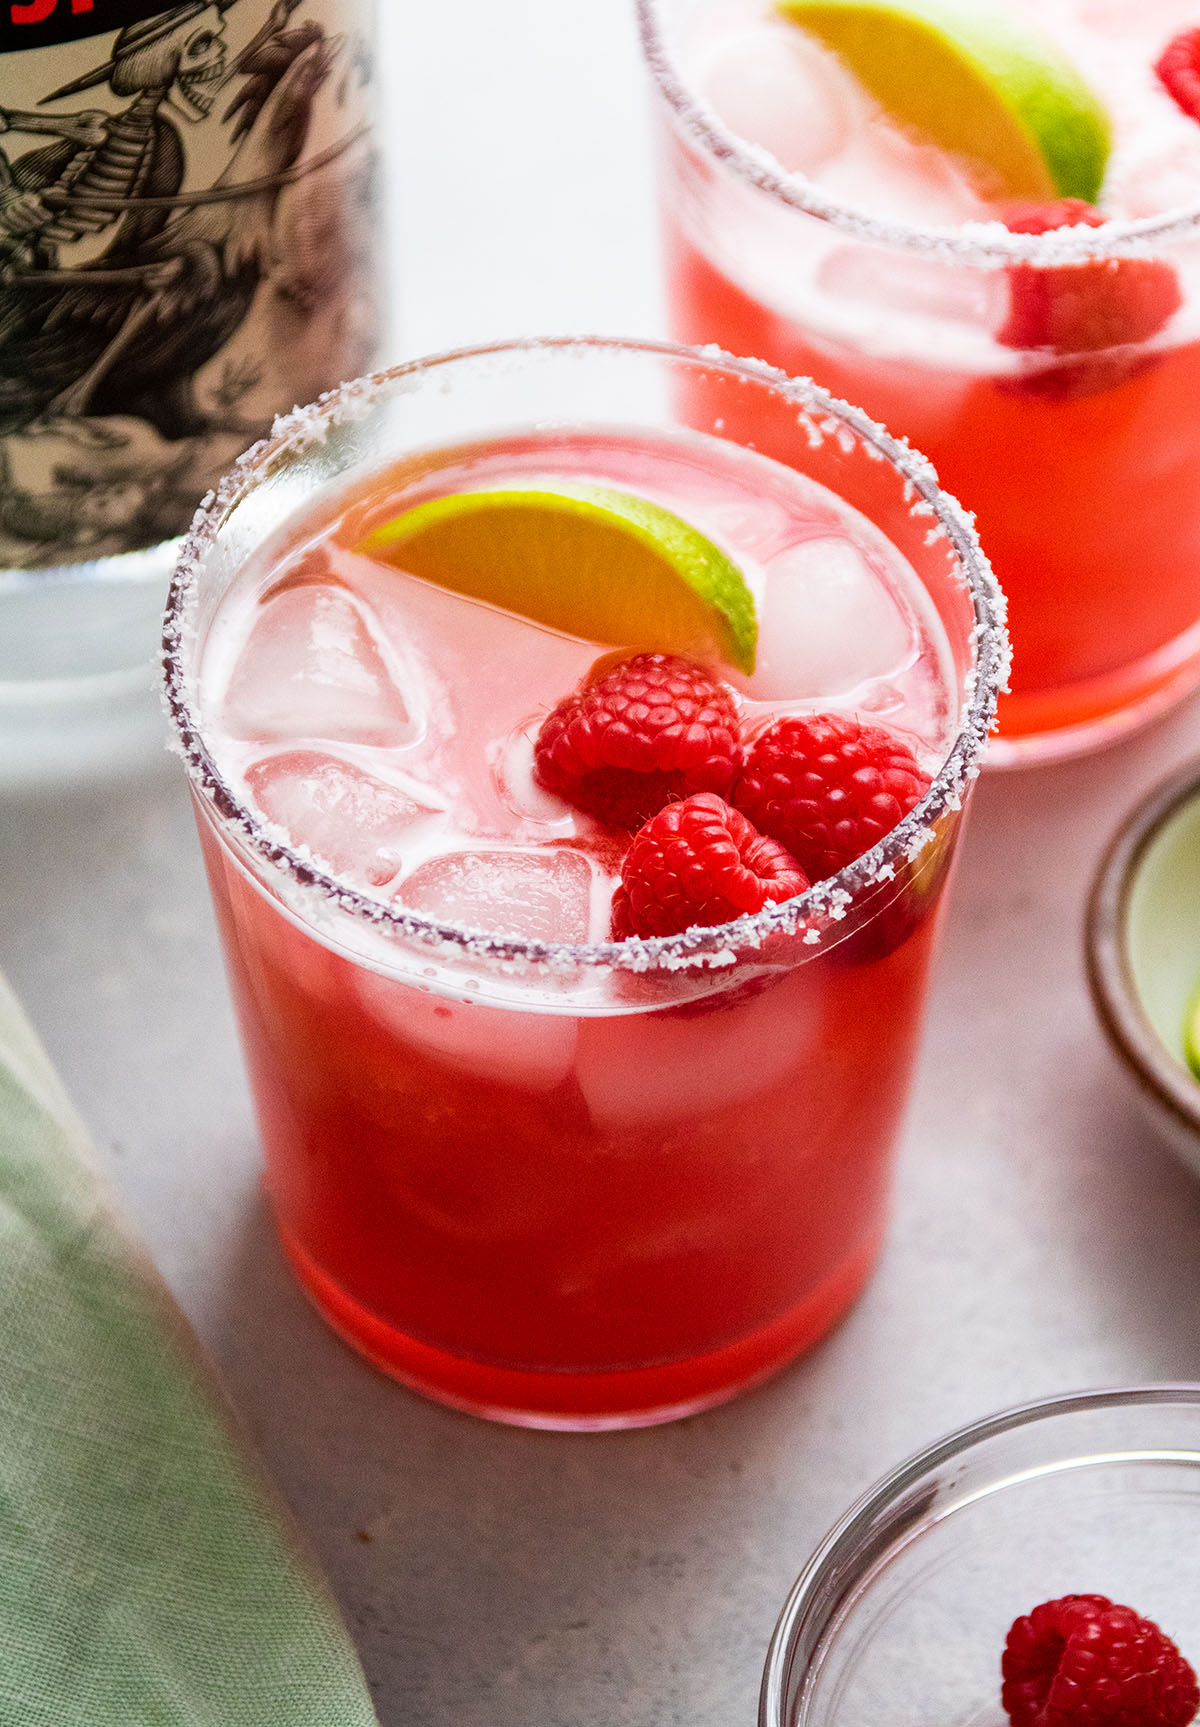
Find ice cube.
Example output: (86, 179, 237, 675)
(352, 970, 578, 1095)
(1081, 0, 1197, 29)
(699, 18, 867, 176)
(222, 581, 417, 747)
(817, 244, 1008, 330)
(853, 681, 908, 722)
(742, 535, 915, 701)
(819, 113, 988, 227)
(397, 848, 599, 945)
(1115, 134, 1200, 220)
(245, 751, 440, 886)
(575, 969, 817, 1127)
(491, 720, 577, 828)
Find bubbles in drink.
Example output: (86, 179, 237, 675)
(245, 750, 442, 887)
(222, 579, 418, 747)
(397, 848, 602, 944)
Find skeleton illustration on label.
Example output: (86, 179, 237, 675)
(0, 0, 381, 569)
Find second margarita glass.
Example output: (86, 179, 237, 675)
(638, 0, 1200, 761)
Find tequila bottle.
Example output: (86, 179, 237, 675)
(0, 0, 383, 781)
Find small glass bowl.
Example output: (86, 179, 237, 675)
(761, 1386, 1200, 1727)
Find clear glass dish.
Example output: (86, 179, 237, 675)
(762, 1385, 1200, 1727)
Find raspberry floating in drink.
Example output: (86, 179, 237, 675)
(611, 792, 808, 940)
(533, 652, 745, 830)
(1002, 1595, 1199, 1727)
(1156, 29, 1200, 125)
(734, 711, 931, 885)
(999, 201, 1181, 351)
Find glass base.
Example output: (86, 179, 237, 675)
(0, 541, 176, 788)
(277, 1223, 883, 1430)
(987, 626, 1200, 767)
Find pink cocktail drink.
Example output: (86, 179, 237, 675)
(165, 339, 1006, 1428)
(640, 0, 1200, 759)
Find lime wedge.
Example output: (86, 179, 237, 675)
(775, 0, 1112, 203)
(358, 483, 758, 674)
(1184, 977, 1200, 1082)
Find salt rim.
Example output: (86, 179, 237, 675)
(161, 333, 1009, 976)
(635, 0, 1200, 265)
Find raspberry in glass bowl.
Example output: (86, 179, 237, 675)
(761, 1386, 1200, 1727)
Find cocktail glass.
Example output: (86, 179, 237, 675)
(637, 0, 1200, 762)
(163, 336, 1006, 1429)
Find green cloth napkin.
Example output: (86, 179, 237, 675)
(0, 970, 380, 1727)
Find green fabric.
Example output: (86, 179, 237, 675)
(0, 971, 379, 1727)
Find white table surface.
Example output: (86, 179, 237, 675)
(6, 3, 1200, 1723)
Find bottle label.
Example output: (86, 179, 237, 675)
(0, 0, 382, 569)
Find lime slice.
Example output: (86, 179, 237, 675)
(774, 0, 1112, 203)
(358, 483, 757, 674)
(1184, 977, 1200, 1081)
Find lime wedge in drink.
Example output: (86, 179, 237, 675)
(358, 483, 758, 674)
(775, 0, 1112, 202)
(1184, 977, 1200, 1081)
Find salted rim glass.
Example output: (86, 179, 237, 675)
(635, 0, 1200, 263)
(162, 333, 1007, 975)
(760, 1383, 1200, 1727)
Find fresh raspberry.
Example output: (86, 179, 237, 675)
(533, 652, 743, 829)
(1156, 29, 1200, 124)
(610, 792, 808, 940)
(732, 712, 930, 885)
(1003, 200, 1104, 239)
(1002, 1595, 1199, 1727)
(998, 201, 1181, 364)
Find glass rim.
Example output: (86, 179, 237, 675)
(162, 332, 1008, 975)
(758, 1381, 1200, 1727)
(634, 0, 1200, 264)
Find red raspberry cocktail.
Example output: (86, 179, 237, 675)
(639, 0, 1200, 759)
(164, 338, 1006, 1428)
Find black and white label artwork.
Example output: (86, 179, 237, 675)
(0, 0, 381, 569)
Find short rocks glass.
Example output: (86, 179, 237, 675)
(163, 336, 1006, 1428)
